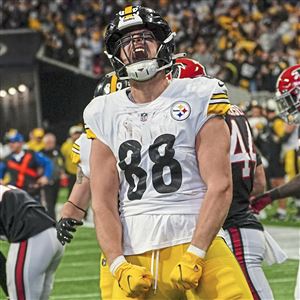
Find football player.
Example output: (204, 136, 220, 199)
(57, 73, 130, 244)
(0, 185, 64, 300)
(251, 64, 300, 300)
(57, 73, 129, 299)
(84, 5, 252, 299)
(222, 105, 287, 299)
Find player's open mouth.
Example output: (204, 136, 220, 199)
(132, 47, 148, 61)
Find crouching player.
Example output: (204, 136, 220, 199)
(0, 185, 63, 300)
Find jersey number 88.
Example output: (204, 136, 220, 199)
(118, 134, 183, 200)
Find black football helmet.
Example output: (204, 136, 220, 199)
(93, 73, 129, 97)
(104, 6, 175, 81)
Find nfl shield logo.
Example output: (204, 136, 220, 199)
(140, 112, 148, 122)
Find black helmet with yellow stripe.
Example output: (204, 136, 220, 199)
(104, 6, 175, 82)
(93, 73, 129, 98)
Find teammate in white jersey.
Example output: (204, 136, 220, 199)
(84, 5, 252, 299)
(56, 74, 129, 300)
(57, 74, 130, 246)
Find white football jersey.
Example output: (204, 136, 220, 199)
(71, 133, 91, 178)
(84, 77, 230, 254)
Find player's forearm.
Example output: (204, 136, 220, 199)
(92, 203, 123, 265)
(191, 182, 232, 251)
(91, 182, 123, 265)
(251, 164, 266, 196)
(90, 164, 122, 265)
(68, 177, 91, 210)
(61, 178, 91, 220)
(270, 174, 300, 200)
(89, 138, 122, 265)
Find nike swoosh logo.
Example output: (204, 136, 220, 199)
(127, 275, 134, 292)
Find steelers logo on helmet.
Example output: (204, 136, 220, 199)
(171, 101, 191, 121)
(104, 6, 176, 82)
(93, 74, 129, 98)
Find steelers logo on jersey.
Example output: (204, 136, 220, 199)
(171, 101, 191, 121)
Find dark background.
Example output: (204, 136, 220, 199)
(0, 30, 98, 144)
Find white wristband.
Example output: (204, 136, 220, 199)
(187, 245, 206, 259)
(109, 255, 126, 276)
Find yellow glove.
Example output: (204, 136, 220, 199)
(113, 259, 152, 298)
(170, 248, 205, 291)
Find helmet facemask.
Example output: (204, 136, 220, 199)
(104, 6, 175, 82)
(106, 29, 175, 82)
(276, 85, 300, 124)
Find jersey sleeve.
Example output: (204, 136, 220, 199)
(71, 138, 81, 165)
(256, 150, 262, 166)
(83, 97, 109, 145)
(77, 134, 91, 178)
(207, 79, 231, 116)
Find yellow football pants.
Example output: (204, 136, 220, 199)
(108, 237, 253, 300)
(284, 149, 300, 180)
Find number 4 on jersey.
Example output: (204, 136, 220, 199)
(230, 119, 256, 178)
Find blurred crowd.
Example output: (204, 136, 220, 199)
(1, 0, 299, 91)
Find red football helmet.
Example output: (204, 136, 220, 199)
(275, 64, 300, 123)
(169, 57, 206, 79)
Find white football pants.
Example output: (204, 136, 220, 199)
(7, 227, 64, 300)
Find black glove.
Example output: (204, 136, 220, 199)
(56, 218, 83, 245)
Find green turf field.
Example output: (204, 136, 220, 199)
(0, 226, 298, 300)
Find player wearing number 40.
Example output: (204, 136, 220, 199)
(83, 5, 252, 300)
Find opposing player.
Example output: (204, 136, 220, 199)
(84, 6, 252, 299)
(251, 64, 300, 300)
(0, 185, 63, 300)
(223, 105, 287, 300)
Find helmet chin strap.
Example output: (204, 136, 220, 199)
(125, 59, 159, 81)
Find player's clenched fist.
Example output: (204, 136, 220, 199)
(170, 247, 205, 291)
(111, 256, 153, 298)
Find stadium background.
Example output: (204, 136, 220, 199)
(0, 0, 299, 299)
